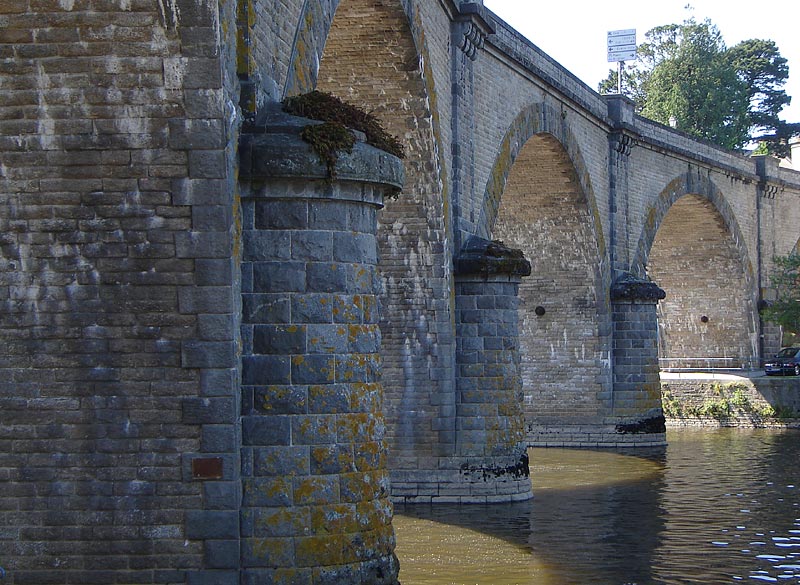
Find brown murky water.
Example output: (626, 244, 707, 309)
(394, 429, 800, 584)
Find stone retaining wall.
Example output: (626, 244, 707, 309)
(661, 376, 800, 428)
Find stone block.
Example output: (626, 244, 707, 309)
(242, 415, 291, 446)
(332, 295, 364, 324)
(182, 397, 236, 424)
(307, 384, 350, 415)
(242, 355, 290, 385)
(202, 481, 240, 510)
(203, 540, 240, 569)
(292, 475, 340, 505)
(306, 262, 347, 293)
(333, 232, 376, 263)
(249, 506, 310, 538)
(253, 324, 307, 355)
(243, 231, 291, 262)
(178, 286, 234, 313)
(169, 118, 225, 150)
(242, 294, 291, 324)
(175, 230, 231, 259)
(309, 201, 349, 230)
(192, 205, 233, 232)
(306, 324, 348, 354)
(253, 445, 310, 477)
(291, 415, 337, 445)
(196, 258, 233, 286)
(197, 313, 236, 342)
(185, 510, 238, 539)
(182, 340, 236, 368)
(252, 385, 308, 415)
(255, 200, 308, 230)
(241, 569, 312, 585)
(241, 537, 294, 568)
(200, 368, 238, 396)
(310, 444, 355, 475)
(291, 231, 333, 261)
(291, 354, 335, 384)
(291, 294, 334, 324)
(252, 262, 306, 294)
(334, 353, 379, 383)
(346, 204, 377, 233)
(200, 425, 238, 452)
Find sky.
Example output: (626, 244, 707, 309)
(483, 0, 800, 123)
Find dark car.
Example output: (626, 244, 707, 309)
(764, 347, 800, 376)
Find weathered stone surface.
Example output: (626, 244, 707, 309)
(454, 236, 532, 276)
(610, 273, 667, 302)
(240, 109, 405, 191)
(2, 0, 799, 582)
(238, 115, 400, 581)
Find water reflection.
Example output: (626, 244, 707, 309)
(395, 429, 800, 584)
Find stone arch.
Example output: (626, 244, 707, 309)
(484, 102, 612, 444)
(299, 0, 454, 491)
(284, 0, 439, 107)
(477, 101, 605, 254)
(283, 0, 339, 97)
(634, 171, 760, 368)
(632, 171, 753, 277)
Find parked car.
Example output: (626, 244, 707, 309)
(764, 347, 800, 376)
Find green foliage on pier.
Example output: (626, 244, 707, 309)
(283, 90, 405, 161)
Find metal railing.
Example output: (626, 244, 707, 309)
(658, 356, 761, 372)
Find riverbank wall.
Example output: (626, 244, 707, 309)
(661, 373, 800, 428)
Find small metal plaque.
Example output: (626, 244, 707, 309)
(192, 457, 224, 480)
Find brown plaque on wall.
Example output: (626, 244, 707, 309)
(191, 457, 224, 480)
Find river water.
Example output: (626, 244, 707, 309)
(394, 428, 800, 584)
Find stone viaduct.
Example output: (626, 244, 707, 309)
(1, 0, 799, 582)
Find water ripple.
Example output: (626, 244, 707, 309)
(395, 428, 800, 585)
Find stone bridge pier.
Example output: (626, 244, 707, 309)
(237, 110, 405, 582)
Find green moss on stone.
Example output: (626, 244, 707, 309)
(299, 121, 355, 178)
(283, 91, 405, 160)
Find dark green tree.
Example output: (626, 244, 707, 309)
(600, 18, 800, 155)
(762, 253, 800, 344)
(728, 39, 800, 156)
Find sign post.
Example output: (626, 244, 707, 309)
(607, 29, 636, 94)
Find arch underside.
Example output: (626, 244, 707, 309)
(491, 133, 609, 435)
(316, 0, 452, 466)
(647, 194, 758, 368)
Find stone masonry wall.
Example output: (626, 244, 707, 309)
(662, 377, 800, 427)
(649, 195, 756, 368)
(0, 0, 241, 583)
(250, 0, 304, 100)
(492, 133, 610, 438)
(314, 0, 458, 491)
(476, 14, 612, 253)
(2, 0, 800, 580)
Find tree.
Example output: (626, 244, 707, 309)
(762, 253, 800, 345)
(728, 39, 800, 157)
(599, 18, 800, 155)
